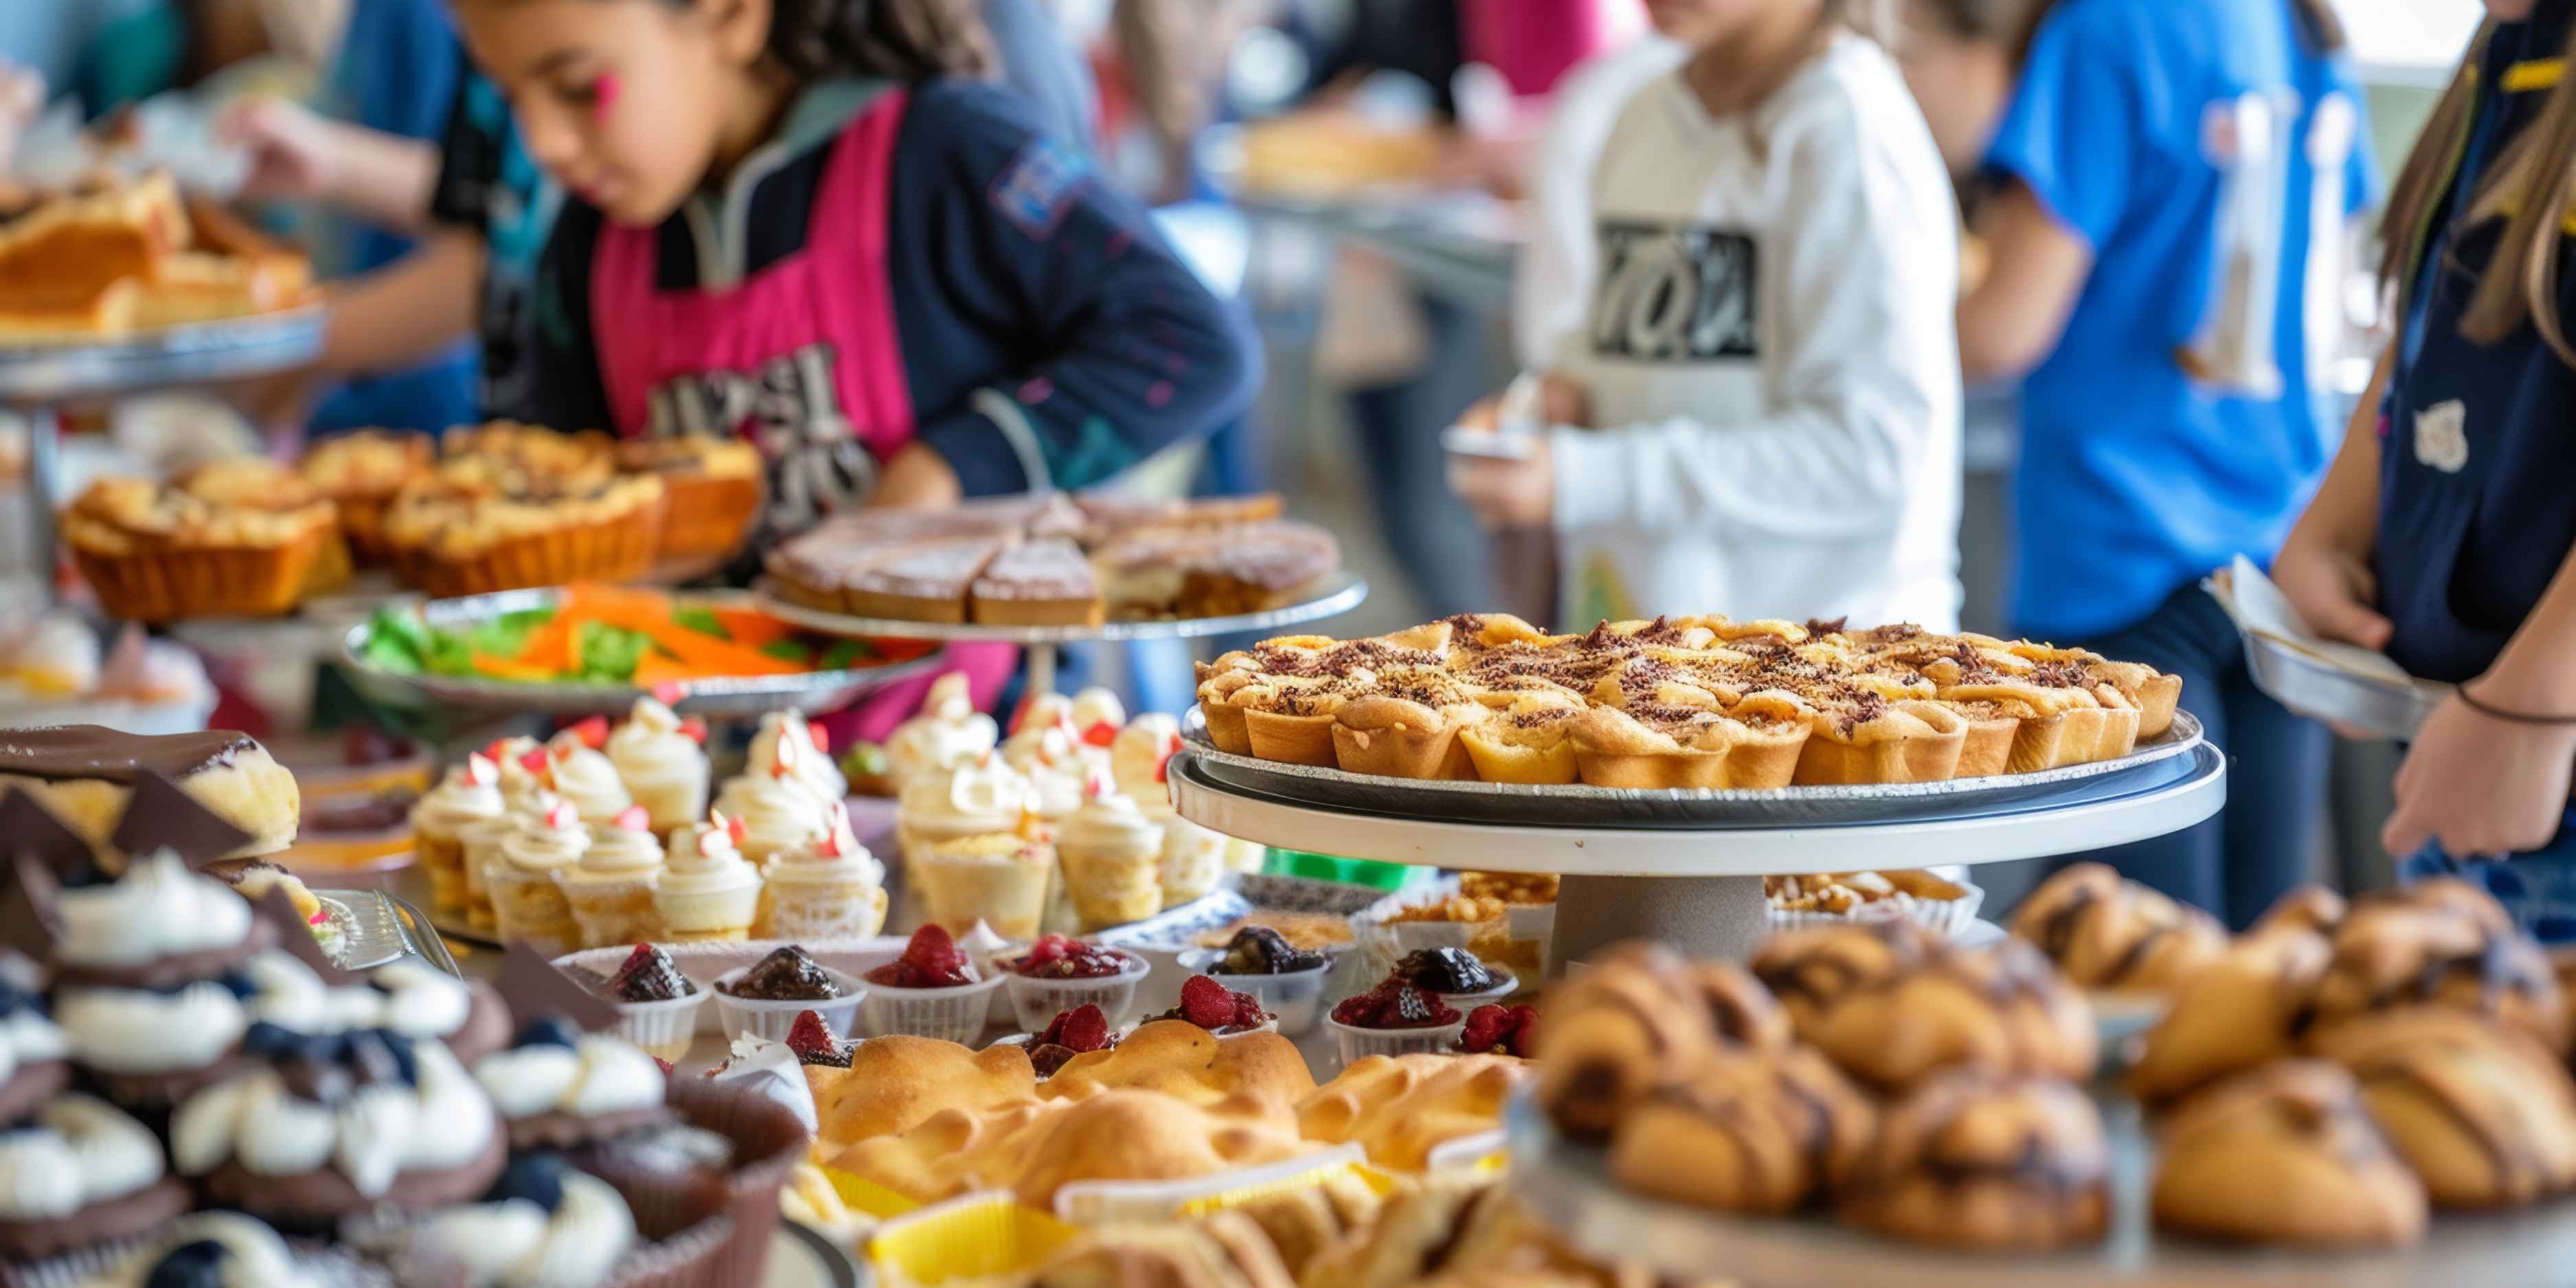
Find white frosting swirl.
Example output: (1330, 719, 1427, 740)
(543, 736, 633, 824)
(1003, 716, 1109, 780)
(1111, 715, 1182, 802)
(501, 794, 591, 874)
(767, 802, 885, 889)
(1012, 692, 1075, 736)
(414, 754, 505, 837)
(172, 1039, 495, 1196)
(56, 981, 247, 1073)
(885, 673, 999, 784)
(1059, 788, 1165, 860)
(415, 1170, 636, 1288)
(1068, 686, 1127, 738)
(1, 1005, 65, 1085)
(240, 953, 473, 1040)
(608, 698, 706, 793)
(472, 1034, 666, 1120)
(562, 817, 664, 887)
(896, 754, 1029, 839)
(54, 850, 252, 969)
(91, 1212, 320, 1288)
(3, 611, 101, 694)
(713, 770, 832, 861)
(490, 738, 546, 810)
(0, 1094, 165, 1219)
(749, 710, 846, 803)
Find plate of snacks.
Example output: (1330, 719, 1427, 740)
(1353, 871, 1557, 982)
(1764, 869, 1986, 938)
(343, 583, 940, 714)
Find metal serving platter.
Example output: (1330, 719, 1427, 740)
(1508, 1091, 2576, 1288)
(749, 572, 1368, 644)
(0, 306, 326, 403)
(339, 587, 944, 717)
(1180, 707, 2206, 828)
(2240, 630, 2448, 741)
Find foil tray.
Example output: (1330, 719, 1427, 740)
(1507, 1091, 2576, 1288)
(1181, 708, 2206, 828)
(2239, 629, 2447, 741)
(339, 586, 944, 716)
(749, 572, 1368, 644)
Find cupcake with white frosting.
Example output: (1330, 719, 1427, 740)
(76, 1212, 328, 1288)
(413, 753, 504, 920)
(1158, 817, 1233, 908)
(748, 709, 846, 804)
(544, 729, 633, 827)
(45, 851, 279, 1106)
(654, 815, 765, 942)
(558, 806, 668, 950)
(712, 732, 835, 866)
(386, 1152, 640, 1288)
(1069, 686, 1127, 743)
(1054, 771, 1166, 929)
(489, 793, 590, 955)
(236, 952, 513, 1065)
(0, 1092, 193, 1267)
(607, 699, 708, 834)
(1007, 721, 1096, 837)
(757, 800, 889, 941)
(1111, 714, 1184, 813)
(885, 672, 999, 787)
(462, 737, 546, 933)
(894, 752, 1032, 887)
(473, 1017, 672, 1149)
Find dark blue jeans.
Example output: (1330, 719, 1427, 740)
(2400, 813, 2576, 945)
(2046, 585, 2331, 929)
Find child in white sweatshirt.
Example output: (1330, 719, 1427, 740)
(1453, 0, 1965, 631)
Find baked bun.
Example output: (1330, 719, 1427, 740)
(1221, 1171, 1388, 1279)
(2151, 1060, 2427, 1246)
(2009, 861, 2226, 995)
(1011, 1089, 1314, 1210)
(2129, 928, 2331, 1103)
(2305, 1007, 2576, 1208)
(1836, 1069, 2110, 1250)
(2251, 883, 2347, 941)
(1298, 1177, 1532, 1288)
(1298, 1054, 1527, 1172)
(1044, 1019, 1318, 1107)
(2307, 894, 2566, 1058)
(1608, 1044, 1876, 1215)
(1752, 920, 2097, 1089)
(1535, 941, 1787, 1139)
(1032, 1212, 1299, 1288)
(826, 1098, 1061, 1203)
(807, 1035, 1038, 1146)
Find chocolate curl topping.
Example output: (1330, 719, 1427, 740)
(0, 787, 98, 877)
(111, 771, 251, 869)
(0, 857, 59, 954)
(254, 886, 358, 985)
(495, 941, 621, 1033)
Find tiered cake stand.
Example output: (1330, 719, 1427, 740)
(0, 308, 328, 596)
(1167, 712, 2225, 965)
(752, 572, 1368, 695)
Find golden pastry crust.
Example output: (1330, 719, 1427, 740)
(2304, 1006, 2576, 1209)
(1329, 666, 1491, 780)
(1837, 1069, 2111, 1251)
(1608, 1043, 1876, 1215)
(2151, 1061, 2427, 1246)
(805, 1035, 1039, 1146)
(1217, 1173, 1387, 1280)
(379, 468, 665, 597)
(2128, 928, 2332, 1104)
(0, 174, 315, 335)
(826, 1098, 1061, 1203)
(1535, 942, 1789, 1140)
(1297, 1054, 1527, 1171)
(2010, 861, 2229, 995)
(1008, 1089, 1314, 1210)
(1455, 690, 1586, 785)
(2307, 891, 2568, 1057)
(1031, 1212, 1301, 1288)
(1295, 1177, 1537, 1288)
(1041, 1020, 1318, 1107)
(1566, 698, 1809, 790)
(61, 476, 336, 621)
(2252, 883, 2349, 941)
(614, 435, 765, 559)
(1751, 920, 2097, 1090)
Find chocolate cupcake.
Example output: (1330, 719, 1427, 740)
(1837, 1068, 2111, 1250)
(359, 1152, 658, 1288)
(47, 850, 275, 991)
(52, 1210, 381, 1288)
(0, 1093, 194, 1267)
(0, 974, 67, 1123)
(170, 1026, 508, 1226)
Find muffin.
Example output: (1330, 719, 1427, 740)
(1055, 776, 1166, 929)
(756, 800, 888, 941)
(607, 698, 709, 835)
(2151, 1061, 2428, 1246)
(655, 816, 764, 942)
(1751, 920, 2097, 1090)
(299, 429, 431, 562)
(2010, 861, 2228, 996)
(411, 752, 504, 919)
(615, 433, 763, 560)
(2304, 1006, 2576, 1208)
(1836, 1068, 2110, 1250)
(61, 475, 335, 622)
(558, 805, 667, 951)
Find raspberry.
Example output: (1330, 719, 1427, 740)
(1460, 1004, 1512, 1053)
(1057, 1004, 1111, 1052)
(874, 925, 971, 987)
(1179, 975, 1235, 1028)
(1081, 719, 1119, 747)
(809, 720, 831, 754)
(1231, 993, 1269, 1029)
(1331, 993, 1375, 1026)
(1508, 1006, 1540, 1056)
(785, 1010, 838, 1061)
(567, 716, 611, 749)
(613, 804, 651, 832)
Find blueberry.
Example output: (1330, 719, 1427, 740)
(512, 1016, 580, 1050)
(486, 1152, 568, 1212)
(214, 971, 257, 1001)
(346, 1032, 413, 1087)
(58, 863, 115, 890)
(140, 1240, 227, 1288)
(242, 1021, 307, 1059)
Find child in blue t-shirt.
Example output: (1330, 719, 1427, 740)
(2276, 0, 2576, 944)
(1901, 0, 2374, 927)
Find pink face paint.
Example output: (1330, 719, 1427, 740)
(591, 72, 622, 125)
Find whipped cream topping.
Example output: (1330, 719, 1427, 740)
(607, 698, 705, 791)
(750, 710, 846, 803)
(473, 1032, 666, 1120)
(713, 768, 832, 859)
(414, 754, 506, 837)
(1003, 715, 1109, 779)
(0, 989, 65, 1085)
(544, 734, 633, 823)
(954, 920, 1014, 960)
(886, 673, 999, 784)
(0, 1093, 166, 1219)
(1, 611, 101, 694)
(173, 1037, 497, 1197)
(241, 953, 475, 1041)
(1012, 692, 1074, 736)
(414, 1166, 636, 1288)
(91, 1212, 321, 1288)
(490, 738, 546, 809)
(897, 752, 1030, 837)
(1068, 686, 1127, 740)
(501, 793, 591, 874)
(660, 817, 762, 898)
(56, 979, 247, 1074)
(767, 800, 885, 888)
(1059, 782, 1165, 859)
(563, 815, 664, 886)
(54, 850, 253, 969)
(1111, 714, 1182, 800)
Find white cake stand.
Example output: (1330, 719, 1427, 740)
(1166, 741, 2225, 965)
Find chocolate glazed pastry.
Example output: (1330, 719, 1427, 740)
(2305, 1006, 2576, 1209)
(1837, 1068, 2111, 1251)
(2009, 861, 2228, 995)
(1754, 920, 2098, 1091)
(1609, 1043, 1878, 1215)
(2303, 896, 2570, 1059)
(0, 728, 299, 861)
(2129, 929, 2333, 1105)
(1535, 941, 1788, 1140)
(2151, 1061, 2428, 1247)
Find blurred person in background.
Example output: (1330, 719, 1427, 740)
(1905, 0, 2374, 927)
(2276, 0, 2576, 942)
(1449, 0, 1965, 633)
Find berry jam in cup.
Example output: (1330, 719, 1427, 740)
(859, 925, 1006, 1043)
(997, 934, 1150, 1033)
(1325, 977, 1465, 1066)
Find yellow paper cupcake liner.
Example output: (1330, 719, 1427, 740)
(866, 1191, 1076, 1286)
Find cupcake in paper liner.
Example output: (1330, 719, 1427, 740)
(545, 727, 635, 827)
(915, 832, 1054, 941)
(20, 1210, 389, 1288)
(885, 673, 999, 787)
(559, 806, 668, 951)
(347, 1150, 739, 1288)
(489, 795, 590, 956)
(574, 1073, 809, 1288)
(1055, 769, 1165, 929)
(411, 753, 504, 918)
(654, 815, 763, 942)
(0, 1094, 193, 1267)
(756, 800, 888, 941)
(748, 710, 847, 805)
(712, 732, 835, 868)
(609, 699, 710, 835)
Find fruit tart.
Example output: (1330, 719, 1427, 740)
(614, 434, 765, 560)
(61, 475, 335, 622)
(298, 429, 431, 562)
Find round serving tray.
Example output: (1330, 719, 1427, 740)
(2239, 629, 2447, 741)
(1506, 1091, 2576, 1288)
(338, 586, 943, 717)
(1166, 743, 2226, 877)
(0, 306, 327, 403)
(748, 571, 1368, 644)
(1179, 708, 2204, 828)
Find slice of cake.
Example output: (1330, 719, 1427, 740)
(844, 537, 1015, 623)
(970, 538, 1101, 626)
(1094, 521, 1338, 619)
